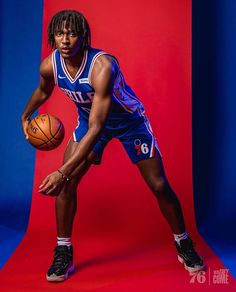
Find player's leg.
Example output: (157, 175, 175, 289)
(120, 112, 205, 273)
(136, 152, 185, 234)
(47, 138, 97, 282)
(55, 137, 97, 239)
(136, 152, 205, 273)
(47, 124, 110, 282)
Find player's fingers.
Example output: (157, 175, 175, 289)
(39, 184, 53, 195)
(40, 179, 57, 193)
(22, 121, 30, 139)
(46, 181, 65, 196)
(45, 184, 54, 194)
(39, 177, 50, 190)
(24, 131, 29, 140)
(39, 187, 48, 193)
(43, 185, 59, 196)
(23, 127, 29, 139)
(38, 183, 46, 191)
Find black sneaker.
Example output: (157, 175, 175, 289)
(175, 237, 205, 273)
(46, 245, 74, 282)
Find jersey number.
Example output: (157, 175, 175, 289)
(135, 143, 149, 155)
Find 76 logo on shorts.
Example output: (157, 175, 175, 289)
(134, 139, 149, 155)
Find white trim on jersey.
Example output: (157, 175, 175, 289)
(73, 119, 80, 142)
(137, 107, 161, 158)
(112, 71, 140, 113)
(119, 73, 141, 104)
(51, 51, 58, 85)
(88, 51, 108, 85)
(60, 50, 88, 84)
(73, 131, 77, 142)
(87, 51, 140, 114)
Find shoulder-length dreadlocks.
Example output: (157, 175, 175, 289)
(47, 10, 91, 50)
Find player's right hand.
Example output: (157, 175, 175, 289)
(21, 118, 30, 140)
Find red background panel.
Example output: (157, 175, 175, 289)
(39, 0, 195, 241)
(1, 0, 235, 290)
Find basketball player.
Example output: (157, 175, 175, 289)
(21, 10, 204, 282)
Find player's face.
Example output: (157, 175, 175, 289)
(54, 23, 83, 59)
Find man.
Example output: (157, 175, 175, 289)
(21, 10, 204, 282)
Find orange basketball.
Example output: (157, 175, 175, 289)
(27, 114, 65, 151)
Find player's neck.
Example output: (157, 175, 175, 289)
(64, 51, 84, 68)
(63, 50, 84, 78)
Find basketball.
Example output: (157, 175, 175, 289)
(27, 114, 65, 151)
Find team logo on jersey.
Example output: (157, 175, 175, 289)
(58, 74, 66, 79)
(134, 139, 149, 155)
(79, 78, 89, 84)
(60, 88, 94, 104)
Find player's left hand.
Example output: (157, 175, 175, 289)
(38, 171, 66, 196)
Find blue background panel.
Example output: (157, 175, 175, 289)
(193, 0, 236, 278)
(0, 0, 43, 268)
(1, 0, 236, 279)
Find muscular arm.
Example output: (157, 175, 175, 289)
(21, 56, 55, 137)
(38, 55, 117, 195)
(59, 55, 116, 177)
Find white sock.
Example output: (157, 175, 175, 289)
(173, 231, 188, 246)
(57, 237, 72, 247)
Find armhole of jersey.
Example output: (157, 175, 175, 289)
(51, 50, 58, 86)
(88, 51, 120, 86)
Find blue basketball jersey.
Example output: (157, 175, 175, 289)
(51, 48, 145, 122)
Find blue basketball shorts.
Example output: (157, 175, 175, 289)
(72, 111, 161, 164)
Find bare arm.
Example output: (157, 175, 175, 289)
(21, 55, 55, 138)
(39, 55, 117, 195)
(59, 55, 116, 177)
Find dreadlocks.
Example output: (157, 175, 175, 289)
(48, 10, 91, 50)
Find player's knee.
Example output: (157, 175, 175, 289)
(58, 183, 77, 200)
(58, 190, 76, 200)
(150, 176, 168, 195)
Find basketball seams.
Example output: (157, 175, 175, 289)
(27, 132, 46, 142)
(48, 114, 64, 140)
(27, 133, 49, 150)
(27, 114, 64, 150)
(52, 122, 64, 140)
(33, 117, 51, 140)
(27, 132, 57, 149)
(48, 114, 53, 137)
(34, 115, 57, 146)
